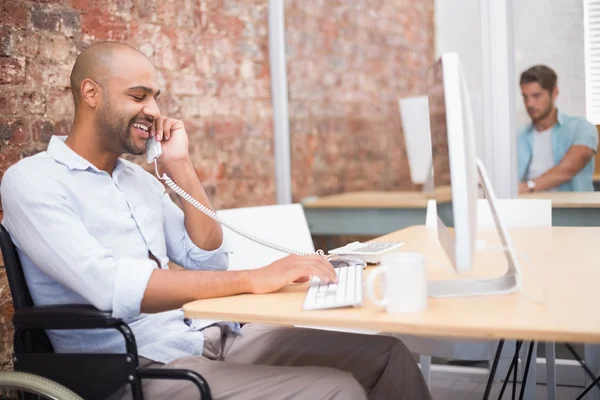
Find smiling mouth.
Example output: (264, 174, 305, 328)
(132, 122, 150, 132)
(131, 123, 151, 139)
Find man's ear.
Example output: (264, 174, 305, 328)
(81, 78, 101, 108)
(552, 86, 559, 101)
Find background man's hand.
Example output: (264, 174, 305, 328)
(248, 255, 338, 294)
(518, 182, 529, 194)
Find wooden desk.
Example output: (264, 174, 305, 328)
(184, 225, 600, 344)
(302, 189, 600, 236)
(302, 187, 451, 235)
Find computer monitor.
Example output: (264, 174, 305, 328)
(427, 53, 478, 273)
(398, 96, 434, 191)
(426, 52, 521, 297)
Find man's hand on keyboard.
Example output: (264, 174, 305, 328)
(248, 255, 338, 294)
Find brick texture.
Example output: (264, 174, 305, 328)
(0, 0, 434, 370)
(287, 1, 434, 200)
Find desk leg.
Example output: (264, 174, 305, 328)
(497, 341, 523, 400)
(577, 376, 600, 400)
(519, 341, 536, 400)
(419, 354, 431, 388)
(483, 340, 505, 400)
(585, 344, 600, 400)
(545, 342, 556, 400)
(565, 343, 600, 397)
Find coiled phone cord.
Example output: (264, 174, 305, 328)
(154, 160, 325, 257)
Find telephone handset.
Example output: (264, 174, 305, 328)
(145, 135, 163, 164)
(146, 136, 335, 258)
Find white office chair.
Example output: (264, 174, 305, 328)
(406, 198, 554, 399)
(216, 203, 315, 271)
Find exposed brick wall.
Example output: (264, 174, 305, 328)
(0, 0, 434, 371)
(287, 1, 434, 200)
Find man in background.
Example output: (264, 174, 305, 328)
(517, 64, 598, 193)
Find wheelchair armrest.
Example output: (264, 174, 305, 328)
(13, 304, 122, 330)
(139, 368, 212, 399)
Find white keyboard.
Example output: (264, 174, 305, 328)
(302, 264, 364, 310)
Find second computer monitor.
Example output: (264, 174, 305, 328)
(399, 95, 433, 188)
(427, 52, 479, 273)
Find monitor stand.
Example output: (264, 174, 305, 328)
(427, 158, 521, 297)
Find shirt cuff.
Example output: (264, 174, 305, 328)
(112, 258, 156, 319)
(183, 233, 230, 271)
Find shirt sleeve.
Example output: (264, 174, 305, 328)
(145, 174, 229, 271)
(572, 119, 599, 152)
(1, 166, 156, 319)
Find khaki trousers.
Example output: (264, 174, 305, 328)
(114, 324, 432, 400)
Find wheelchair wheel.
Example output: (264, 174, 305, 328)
(0, 372, 83, 400)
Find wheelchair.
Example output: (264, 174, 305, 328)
(0, 224, 211, 400)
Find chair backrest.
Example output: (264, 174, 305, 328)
(425, 198, 552, 229)
(0, 224, 34, 310)
(0, 224, 55, 354)
(217, 204, 315, 271)
(476, 198, 552, 227)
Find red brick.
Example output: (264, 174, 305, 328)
(0, 27, 12, 56)
(26, 62, 72, 88)
(31, 119, 56, 144)
(210, 11, 245, 39)
(46, 89, 74, 117)
(12, 31, 40, 58)
(133, 0, 160, 22)
(81, 9, 128, 40)
(29, 4, 79, 35)
(39, 35, 76, 62)
(0, 146, 23, 185)
(54, 119, 72, 136)
(0, 57, 25, 84)
(0, 89, 19, 115)
(172, 76, 204, 95)
(205, 118, 244, 137)
(0, 1, 29, 29)
(0, 118, 27, 144)
(183, 118, 208, 141)
(20, 91, 47, 115)
(30, 5, 61, 31)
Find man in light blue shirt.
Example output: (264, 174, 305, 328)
(517, 65, 598, 193)
(0, 42, 430, 399)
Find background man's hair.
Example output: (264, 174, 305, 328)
(519, 65, 557, 93)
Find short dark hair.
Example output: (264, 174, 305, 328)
(519, 65, 557, 93)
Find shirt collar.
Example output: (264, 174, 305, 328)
(525, 109, 564, 133)
(556, 110, 566, 127)
(47, 135, 134, 173)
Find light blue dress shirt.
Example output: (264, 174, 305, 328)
(0, 135, 237, 364)
(517, 111, 598, 192)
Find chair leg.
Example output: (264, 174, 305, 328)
(419, 354, 432, 388)
(545, 342, 556, 400)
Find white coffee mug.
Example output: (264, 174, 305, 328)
(366, 252, 428, 313)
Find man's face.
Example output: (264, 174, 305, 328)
(521, 82, 557, 122)
(95, 52, 161, 155)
